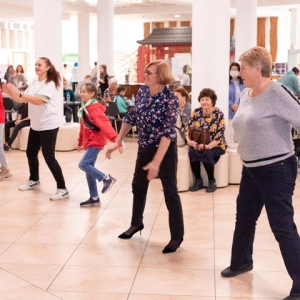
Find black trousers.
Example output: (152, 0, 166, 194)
(26, 128, 66, 189)
(5, 120, 30, 146)
(131, 141, 184, 240)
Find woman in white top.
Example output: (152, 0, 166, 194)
(3, 57, 69, 201)
(180, 65, 191, 86)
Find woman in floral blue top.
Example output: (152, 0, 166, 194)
(187, 88, 227, 193)
(106, 60, 184, 254)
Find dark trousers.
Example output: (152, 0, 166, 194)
(5, 120, 30, 146)
(26, 128, 66, 189)
(229, 155, 300, 296)
(131, 141, 184, 240)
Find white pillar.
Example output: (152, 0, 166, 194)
(192, 0, 231, 123)
(33, 0, 63, 124)
(97, 0, 114, 76)
(78, 13, 91, 80)
(235, 0, 257, 61)
(290, 8, 300, 49)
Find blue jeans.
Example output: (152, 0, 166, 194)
(0, 124, 8, 168)
(229, 155, 300, 296)
(78, 147, 106, 198)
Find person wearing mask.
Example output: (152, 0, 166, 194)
(221, 46, 300, 300)
(278, 67, 300, 99)
(228, 62, 245, 144)
(106, 59, 184, 254)
(3, 57, 69, 201)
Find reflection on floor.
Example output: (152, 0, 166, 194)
(0, 137, 299, 300)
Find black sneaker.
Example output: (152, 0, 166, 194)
(80, 197, 100, 207)
(101, 175, 116, 193)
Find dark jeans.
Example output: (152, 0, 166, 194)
(5, 120, 30, 146)
(131, 141, 184, 240)
(229, 155, 300, 296)
(26, 128, 66, 189)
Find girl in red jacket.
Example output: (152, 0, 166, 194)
(0, 88, 12, 180)
(77, 82, 118, 206)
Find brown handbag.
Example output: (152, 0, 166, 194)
(188, 128, 210, 145)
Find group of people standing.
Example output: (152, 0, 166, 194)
(1, 46, 300, 299)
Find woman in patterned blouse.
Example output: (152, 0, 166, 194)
(106, 59, 184, 254)
(187, 88, 227, 193)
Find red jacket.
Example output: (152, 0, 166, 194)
(78, 102, 118, 150)
(0, 91, 5, 124)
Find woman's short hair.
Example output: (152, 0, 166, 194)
(145, 60, 174, 85)
(174, 87, 191, 103)
(239, 46, 272, 78)
(292, 67, 300, 75)
(117, 86, 125, 94)
(108, 77, 118, 86)
(198, 88, 217, 106)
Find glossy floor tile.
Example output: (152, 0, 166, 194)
(0, 137, 299, 299)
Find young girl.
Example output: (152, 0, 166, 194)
(77, 82, 119, 207)
(0, 88, 12, 180)
(98, 64, 109, 97)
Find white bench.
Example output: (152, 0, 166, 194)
(227, 143, 243, 184)
(177, 146, 229, 192)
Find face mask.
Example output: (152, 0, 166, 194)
(230, 71, 239, 78)
(63, 85, 68, 90)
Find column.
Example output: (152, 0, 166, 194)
(235, 0, 257, 61)
(192, 0, 231, 122)
(78, 13, 91, 80)
(290, 8, 300, 49)
(33, 0, 63, 124)
(97, 0, 114, 76)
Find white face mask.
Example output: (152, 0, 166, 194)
(230, 70, 239, 78)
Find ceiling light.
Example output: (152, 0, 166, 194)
(174, 14, 180, 18)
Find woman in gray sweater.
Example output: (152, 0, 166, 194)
(221, 46, 300, 300)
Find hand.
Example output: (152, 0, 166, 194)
(197, 144, 205, 151)
(77, 146, 82, 152)
(2, 83, 18, 96)
(15, 120, 21, 125)
(188, 140, 198, 150)
(231, 103, 239, 113)
(143, 161, 159, 181)
(106, 142, 118, 159)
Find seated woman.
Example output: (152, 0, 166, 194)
(174, 87, 191, 147)
(114, 86, 129, 118)
(63, 78, 75, 122)
(4, 102, 30, 151)
(187, 88, 227, 193)
(103, 77, 118, 102)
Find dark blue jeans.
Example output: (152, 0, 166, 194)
(131, 141, 184, 240)
(229, 155, 300, 296)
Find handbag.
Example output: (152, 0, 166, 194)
(188, 128, 210, 145)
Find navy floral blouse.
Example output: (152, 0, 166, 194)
(188, 107, 227, 151)
(123, 85, 178, 148)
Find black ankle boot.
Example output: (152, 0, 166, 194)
(206, 180, 217, 193)
(162, 238, 183, 254)
(189, 179, 203, 192)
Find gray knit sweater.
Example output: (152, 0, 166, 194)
(233, 81, 300, 167)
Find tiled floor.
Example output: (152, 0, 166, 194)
(0, 137, 299, 300)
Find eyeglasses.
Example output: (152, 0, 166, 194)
(145, 70, 157, 75)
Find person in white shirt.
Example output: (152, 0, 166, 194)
(2, 57, 69, 201)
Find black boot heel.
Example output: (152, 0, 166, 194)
(162, 238, 183, 253)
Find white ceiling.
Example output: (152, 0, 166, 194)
(1, 0, 300, 23)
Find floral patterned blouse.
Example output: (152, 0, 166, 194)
(188, 107, 227, 151)
(123, 85, 178, 148)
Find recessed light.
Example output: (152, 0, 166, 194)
(174, 14, 180, 18)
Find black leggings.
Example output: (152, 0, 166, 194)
(26, 128, 66, 189)
(190, 161, 215, 181)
